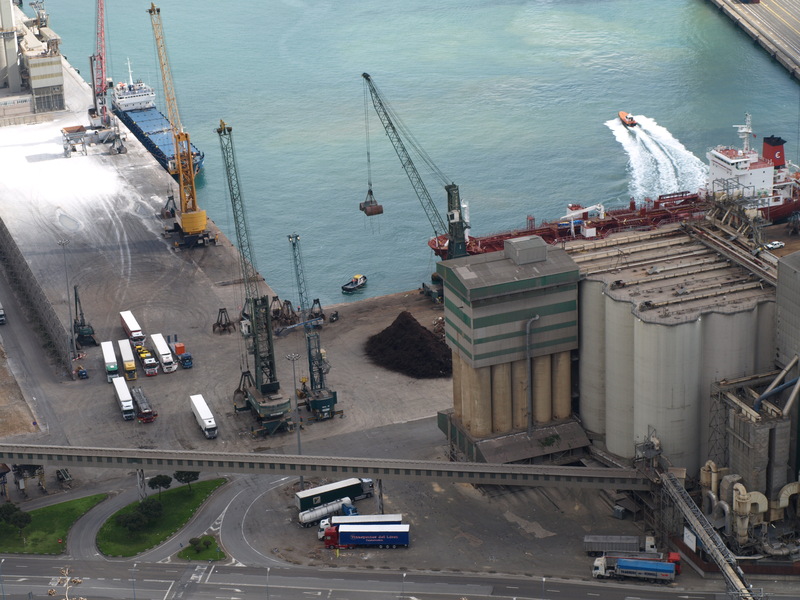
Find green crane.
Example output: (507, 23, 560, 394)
(361, 72, 469, 259)
(288, 234, 339, 420)
(216, 120, 293, 436)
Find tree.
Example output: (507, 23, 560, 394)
(137, 497, 163, 521)
(174, 471, 200, 492)
(0, 502, 19, 522)
(115, 512, 147, 532)
(147, 474, 172, 500)
(8, 509, 32, 537)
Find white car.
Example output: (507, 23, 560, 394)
(766, 241, 785, 250)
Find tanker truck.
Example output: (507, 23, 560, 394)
(298, 497, 357, 528)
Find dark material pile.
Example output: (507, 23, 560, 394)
(365, 311, 452, 378)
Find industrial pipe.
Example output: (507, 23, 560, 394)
(526, 314, 540, 436)
(754, 376, 800, 412)
(781, 377, 800, 418)
(761, 354, 799, 396)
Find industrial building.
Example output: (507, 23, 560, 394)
(0, 0, 65, 122)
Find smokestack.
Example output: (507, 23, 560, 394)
(763, 135, 787, 169)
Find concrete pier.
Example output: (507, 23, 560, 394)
(707, 0, 800, 82)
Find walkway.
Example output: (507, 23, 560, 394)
(708, 0, 800, 81)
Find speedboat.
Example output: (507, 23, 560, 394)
(618, 111, 637, 127)
(342, 274, 367, 293)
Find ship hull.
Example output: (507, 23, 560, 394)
(114, 107, 204, 176)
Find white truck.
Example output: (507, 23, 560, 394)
(151, 333, 178, 373)
(190, 394, 217, 439)
(298, 497, 356, 528)
(119, 310, 146, 345)
(100, 340, 120, 382)
(318, 513, 403, 539)
(112, 376, 135, 420)
(117, 339, 138, 381)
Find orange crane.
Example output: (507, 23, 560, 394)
(147, 3, 209, 247)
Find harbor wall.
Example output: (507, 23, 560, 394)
(706, 0, 800, 82)
(0, 217, 72, 376)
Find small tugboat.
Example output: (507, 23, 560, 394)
(342, 274, 367, 293)
(618, 111, 637, 127)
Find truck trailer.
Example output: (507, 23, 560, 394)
(323, 524, 410, 549)
(295, 478, 374, 512)
(135, 345, 159, 376)
(131, 387, 158, 423)
(111, 376, 135, 420)
(190, 394, 217, 439)
(583, 535, 657, 557)
(592, 556, 675, 583)
(101, 340, 120, 382)
(117, 339, 138, 381)
(151, 333, 178, 373)
(298, 497, 355, 528)
(120, 310, 146, 345)
(318, 513, 403, 539)
(603, 551, 682, 574)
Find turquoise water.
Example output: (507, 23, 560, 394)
(44, 1, 800, 305)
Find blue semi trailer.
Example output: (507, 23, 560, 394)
(323, 524, 410, 549)
(592, 556, 676, 583)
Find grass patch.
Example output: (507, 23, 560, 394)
(97, 478, 225, 557)
(0, 493, 107, 554)
(177, 534, 226, 561)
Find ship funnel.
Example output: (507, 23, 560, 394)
(763, 135, 787, 169)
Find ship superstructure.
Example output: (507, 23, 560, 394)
(110, 59, 204, 176)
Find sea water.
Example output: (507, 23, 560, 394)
(43, 0, 800, 306)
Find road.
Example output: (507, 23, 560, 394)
(0, 557, 723, 600)
(710, 0, 800, 80)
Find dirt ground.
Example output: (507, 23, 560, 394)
(0, 345, 36, 436)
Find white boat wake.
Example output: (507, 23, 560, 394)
(607, 116, 707, 200)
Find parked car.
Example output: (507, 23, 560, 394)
(766, 241, 785, 250)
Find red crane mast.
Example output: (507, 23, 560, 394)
(89, 0, 109, 127)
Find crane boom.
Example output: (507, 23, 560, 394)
(217, 120, 293, 436)
(216, 121, 279, 395)
(288, 234, 338, 420)
(361, 73, 468, 260)
(89, 0, 109, 127)
(148, 3, 207, 239)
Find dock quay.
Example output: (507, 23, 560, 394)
(707, 0, 800, 81)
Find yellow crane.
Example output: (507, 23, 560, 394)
(147, 3, 209, 246)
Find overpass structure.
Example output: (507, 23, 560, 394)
(0, 443, 653, 490)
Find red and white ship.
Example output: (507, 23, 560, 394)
(428, 114, 800, 258)
(704, 113, 800, 223)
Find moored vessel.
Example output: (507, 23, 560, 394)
(111, 60, 204, 176)
(342, 274, 367, 293)
(428, 113, 799, 258)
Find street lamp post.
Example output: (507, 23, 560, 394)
(57, 239, 76, 371)
(541, 576, 545, 599)
(266, 566, 271, 600)
(399, 572, 406, 600)
(285, 352, 303, 490)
